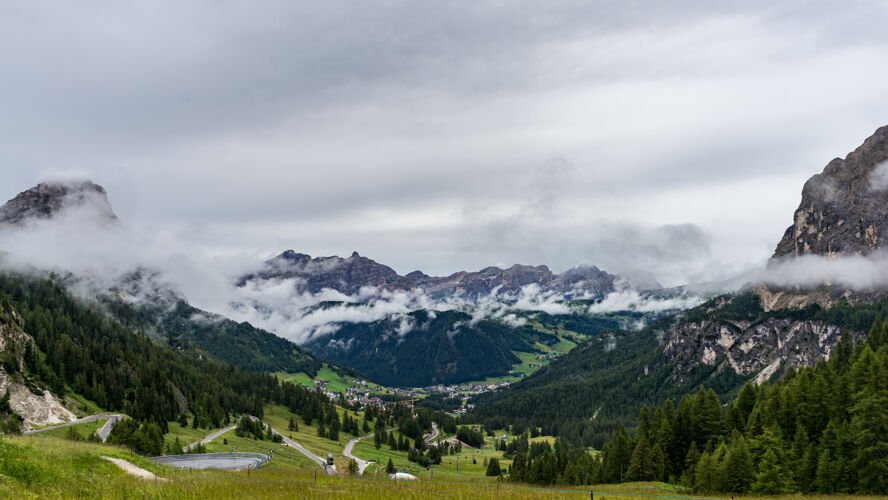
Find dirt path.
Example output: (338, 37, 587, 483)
(102, 456, 167, 481)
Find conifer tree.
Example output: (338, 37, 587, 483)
(751, 449, 794, 494)
(628, 435, 653, 481)
(486, 457, 501, 476)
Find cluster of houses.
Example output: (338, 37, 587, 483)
(422, 380, 513, 396)
(305, 374, 519, 414)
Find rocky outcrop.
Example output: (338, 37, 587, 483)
(0, 306, 75, 430)
(239, 250, 617, 300)
(663, 316, 851, 385)
(0, 181, 118, 227)
(773, 125, 888, 258)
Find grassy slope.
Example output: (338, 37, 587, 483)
(39, 419, 105, 440)
(163, 420, 222, 451)
(466, 324, 580, 386)
(351, 424, 529, 482)
(277, 363, 390, 394)
(263, 403, 368, 472)
(6, 434, 886, 499)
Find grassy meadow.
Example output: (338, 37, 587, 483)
(6, 433, 888, 499)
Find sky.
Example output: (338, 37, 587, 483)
(3, 1, 888, 287)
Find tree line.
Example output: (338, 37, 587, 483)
(502, 321, 888, 494)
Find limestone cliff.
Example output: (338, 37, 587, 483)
(0, 181, 118, 227)
(0, 305, 75, 431)
(773, 125, 888, 258)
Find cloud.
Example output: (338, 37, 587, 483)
(3, 2, 888, 289)
(870, 161, 888, 191)
(588, 290, 706, 314)
(761, 253, 888, 290)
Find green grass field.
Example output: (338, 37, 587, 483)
(163, 419, 223, 451)
(276, 363, 391, 395)
(7, 433, 888, 499)
(39, 419, 105, 440)
(263, 403, 368, 472)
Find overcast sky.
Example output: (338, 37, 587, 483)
(3, 1, 888, 287)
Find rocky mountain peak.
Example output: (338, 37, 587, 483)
(773, 125, 888, 259)
(0, 180, 118, 227)
(239, 250, 618, 300)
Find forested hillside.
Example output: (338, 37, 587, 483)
(503, 321, 888, 494)
(303, 308, 625, 387)
(100, 294, 325, 376)
(470, 315, 749, 448)
(0, 271, 331, 452)
(471, 293, 888, 448)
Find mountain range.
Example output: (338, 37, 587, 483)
(238, 249, 619, 300)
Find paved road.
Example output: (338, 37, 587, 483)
(184, 424, 238, 452)
(23, 414, 122, 441)
(268, 426, 338, 476)
(97, 415, 122, 442)
(150, 452, 267, 471)
(343, 432, 375, 475)
(424, 423, 439, 443)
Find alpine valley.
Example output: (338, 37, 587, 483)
(3, 126, 888, 497)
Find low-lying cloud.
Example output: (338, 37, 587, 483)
(3, 187, 888, 348)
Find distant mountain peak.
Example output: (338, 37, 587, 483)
(239, 250, 618, 299)
(0, 180, 118, 226)
(773, 125, 888, 259)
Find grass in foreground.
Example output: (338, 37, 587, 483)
(5, 434, 888, 499)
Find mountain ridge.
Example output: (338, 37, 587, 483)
(239, 249, 619, 300)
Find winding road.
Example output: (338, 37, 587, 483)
(183, 424, 238, 452)
(268, 426, 338, 476)
(424, 423, 439, 443)
(23, 414, 121, 442)
(343, 433, 375, 475)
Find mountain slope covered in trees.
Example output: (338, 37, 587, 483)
(502, 321, 888, 494)
(303, 308, 629, 387)
(0, 271, 332, 452)
(471, 292, 887, 447)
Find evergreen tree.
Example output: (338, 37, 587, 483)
(751, 449, 794, 494)
(850, 347, 888, 493)
(814, 449, 838, 493)
(386, 458, 396, 474)
(347, 458, 359, 475)
(328, 414, 340, 441)
(693, 451, 715, 493)
(714, 436, 753, 493)
(486, 457, 502, 477)
(627, 435, 653, 481)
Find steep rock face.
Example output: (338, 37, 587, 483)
(0, 306, 75, 430)
(0, 181, 118, 226)
(773, 125, 888, 258)
(239, 251, 407, 296)
(239, 250, 617, 300)
(663, 316, 847, 385)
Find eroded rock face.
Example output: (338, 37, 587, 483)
(239, 250, 617, 300)
(0, 369, 75, 429)
(0, 307, 75, 430)
(773, 125, 888, 258)
(0, 181, 118, 227)
(663, 317, 851, 384)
